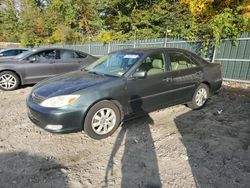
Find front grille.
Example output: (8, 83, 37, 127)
(32, 93, 45, 104)
(28, 112, 41, 125)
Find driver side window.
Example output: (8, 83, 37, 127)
(28, 50, 57, 62)
(136, 52, 166, 76)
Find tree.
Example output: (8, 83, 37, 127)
(0, 0, 20, 42)
(44, 0, 102, 43)
(0, 0, 249, 46)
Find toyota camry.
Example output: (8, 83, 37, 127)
(27, 48, 222, 139)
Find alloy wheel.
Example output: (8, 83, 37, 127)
(91, 108, 117, 135)
(0, 74, 17, 90)
(195, 88, 208, 107)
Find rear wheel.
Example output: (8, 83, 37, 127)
(187, 83, 209, 110)
(84, 100, 121, 139)
(0, 71, 20, 91)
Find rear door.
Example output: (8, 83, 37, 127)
(54, 49, 93, 74)
(126, 50, 174, 114)
(167, 50, 203, 103)
(22, 49, 57, 83)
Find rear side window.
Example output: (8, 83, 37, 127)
(76, 52, 87, 58)
(60, 50, 76, 60)
(169, 52, 197, 71)
(59, 50, 86, 59)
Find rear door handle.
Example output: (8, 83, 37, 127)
(162, 78, 172, 82)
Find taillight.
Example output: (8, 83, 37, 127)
(218, 65, 222, 76)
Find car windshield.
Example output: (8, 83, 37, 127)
(85, 52, 142, 77)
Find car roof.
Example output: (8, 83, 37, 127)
(32, 47, 82, 52)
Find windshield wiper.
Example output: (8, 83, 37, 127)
(102, 73, 119, 78)
(87, 71, 119, 78)
(87, 70, 99, 74)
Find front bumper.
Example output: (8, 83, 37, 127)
(27, 95, 88, 133)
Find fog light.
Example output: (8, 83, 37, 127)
(45, 125, 63, 131)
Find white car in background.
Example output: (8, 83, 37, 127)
(0, 48, 29, 59)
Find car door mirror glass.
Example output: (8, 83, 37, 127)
(132, 71, 147, 79)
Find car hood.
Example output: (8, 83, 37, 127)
(33, 71, 117, 98)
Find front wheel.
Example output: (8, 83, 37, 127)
(187, 83, 209, 110)
(84, 100, 121, 140)
(0, 71, 20, 91)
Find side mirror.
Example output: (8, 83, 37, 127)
(0, 53, 3, 57)
(132, 71, 147, 79)
(79, 65, 87, 70)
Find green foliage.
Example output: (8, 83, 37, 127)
(0, 0, 249, 47)
(98, 31, 112, 43)
(206, 8, 248, 47)
(0, 0, 19, 42)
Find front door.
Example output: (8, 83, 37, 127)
(23, 49, 57, 83)
(126, 51, 173, 114)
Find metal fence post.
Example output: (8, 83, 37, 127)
(133, 31, 136, 48)
(108, 42, 111, 53)
(164, 33, 167, 47)
(133, 39, 136, 48)
(88, 35, 91, 55)
(212, 47, 216, 63)
(88, 42, 91, 55)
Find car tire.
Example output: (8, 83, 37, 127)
(187, 83, 209, 110)
(0, 71, 20, 91)
(84, 100, 121, 140)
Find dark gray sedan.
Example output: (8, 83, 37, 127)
(27, 48, 222, 139)
(0, 48, 97, 90)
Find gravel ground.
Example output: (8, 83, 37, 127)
(0, 82, 249, 188)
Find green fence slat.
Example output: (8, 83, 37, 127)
(243, 40, 250, 59)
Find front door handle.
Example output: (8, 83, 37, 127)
(162, 78, 172, 82)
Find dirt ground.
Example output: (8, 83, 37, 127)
(0, 82, 249, 188)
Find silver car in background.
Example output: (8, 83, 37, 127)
(0, 47, 98, 91)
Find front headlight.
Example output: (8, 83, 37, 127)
(40, 95, 80, 108)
